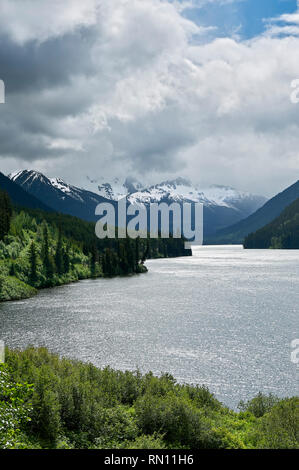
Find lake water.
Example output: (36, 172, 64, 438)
(0, 245, 298, 408)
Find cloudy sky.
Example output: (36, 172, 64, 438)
(0, 0, 299, 197)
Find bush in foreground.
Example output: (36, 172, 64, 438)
(1, 347, 298, 449)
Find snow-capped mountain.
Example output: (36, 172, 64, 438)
(86, 175, 267, 227)
(9, 170, 116, 222)
(8, 170, 267, 236)
(86, 175, 266, 211)
(128, 178, 267, 235)
(0, 171, 53, 213)
(85, 175, 144, 200)
(127, 177, 265, 212)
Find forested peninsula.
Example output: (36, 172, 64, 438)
(0, 190, 190, 302)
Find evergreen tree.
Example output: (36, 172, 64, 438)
(63, 245, 70, 274)
(141, 238, 150, 264)
(42, 224, 49, 261)
(135, 237, 140, 271)
(163, 240, 168, 258)
(125, 239, 135, 273)
(42, 224, 54, 280)
(29, 241, 38, 286)
(90, 244, 98, 277)
(103, 248, 116, 277)
(119, 242, 129, 274)
(9, 263, 15, 277)
(0, 275, 4, 298)
(55, 228, 63, 275)
(0, 190, 13, 241)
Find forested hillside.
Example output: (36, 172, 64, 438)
(1, 347, 298, 449)
(0, 190, 190, 302)
(244, 198, 299, 249)
(208, 180, 299, 244)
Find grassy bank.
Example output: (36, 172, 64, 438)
(0, 347, 298, 449)
(0, 276, 37, 302)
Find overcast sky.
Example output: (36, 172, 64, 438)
(0, 0, 299, 197)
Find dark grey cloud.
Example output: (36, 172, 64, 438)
(0, 28, 97, 94)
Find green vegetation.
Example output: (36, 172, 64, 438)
(0, 363, 33, 449)
(0, 276, 37, 302)
(1, 347, 298, 449)
(0, 190, 190, 302)
(244, 198, 299, 249)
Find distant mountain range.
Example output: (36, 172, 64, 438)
(209, 180, 299, 244)
(2, 170, 298, 245)
(244, 197, 299, 249)
(85, 175, 267, 236)
(7, 171, 267, 237)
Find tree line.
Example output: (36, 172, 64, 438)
(0, 189, 12, 241)
(0, 191, 191, 298)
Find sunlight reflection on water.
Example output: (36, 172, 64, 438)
(0, 245, 298, 408)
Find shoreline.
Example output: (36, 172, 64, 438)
(0, 264, 148, 304)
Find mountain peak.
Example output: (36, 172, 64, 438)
(158, 177, 192, 188)
(9, 169, 52, 187)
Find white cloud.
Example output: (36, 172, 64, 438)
(0, 0, 98, 44)
(0, 0, 299, 196)
(264, 1, 299, 37)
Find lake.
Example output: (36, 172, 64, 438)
(0, 245, 298, 408)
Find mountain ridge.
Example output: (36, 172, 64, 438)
(84, 174, 267, 236)
(244, 197, 299, 249)
(208, 180, 299, 244)
(0, 171, 53, 212)
(9, 169, 117, 222)
(8, 170, 267, 236)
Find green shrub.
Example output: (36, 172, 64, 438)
(238, 392, 280, 417)
(0, 364, 33, 449)
(4, 347, 299, 450)
(122, 433, 166, 449)
(135, 393, 222, 448)
(255, 398, 299, 449)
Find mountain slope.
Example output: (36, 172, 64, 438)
(0, 172, 53, 212)
(208, 180, 299, 244)
(244, 198, 299, 249)
(9, 170, 116, 222)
